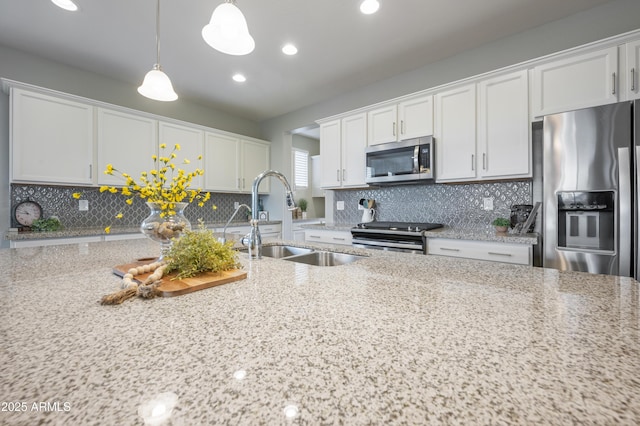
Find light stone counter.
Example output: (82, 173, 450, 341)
(1, 239, 639, 425)
(4, 221, 282, 241)
(424, 226, 538, 245)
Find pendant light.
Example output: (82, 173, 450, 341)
(138, 0, 178, 101)
(202, 0, 255, 56)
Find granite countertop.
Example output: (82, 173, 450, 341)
(424, 226, 539, 245)
(1, 239, 639, 424)
(4, 221, 282, 241)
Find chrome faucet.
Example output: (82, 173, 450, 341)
(243, 170, 296, 259)
(220, 203, 251, 244)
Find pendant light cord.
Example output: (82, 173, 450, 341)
(155, 0, 161, 66)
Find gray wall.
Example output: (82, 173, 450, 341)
(259, 0, 640, 220)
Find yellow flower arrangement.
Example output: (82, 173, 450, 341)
(73, 143, 216, 234)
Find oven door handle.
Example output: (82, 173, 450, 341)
(352, 239, 423, 250)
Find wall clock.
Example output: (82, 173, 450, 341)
(13, 200, 43, 227)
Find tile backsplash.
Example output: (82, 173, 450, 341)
(334, 180, 532, 229)
(10, 184, 253, 229)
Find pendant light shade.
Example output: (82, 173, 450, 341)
(138, 65, 178, 101)
(138, 0, 178, 101)
(202, 1, 255, 56)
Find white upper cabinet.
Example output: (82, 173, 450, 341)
(367, 95, 433, 145)
(11, 88, 94, 185)
(532, 46, 618, 117)
(204, 132, 240, 192)
(367, 104, 397, 145)
(434, 84, 477, 182)
(159, 121, 204, 189)
(204, 132, 270, 193)
(241, 139, 270, 193)
(341, 113, 368, 187)
(319, 113, 368, 189)
(625, 40, 640, 100)
(397, 95, 434, 140)
(97, 108, 157, 186)
(477, 70, 530, 179)
(319, 119, 342, 188)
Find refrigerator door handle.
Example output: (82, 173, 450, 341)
(636, 145, 640, 279)
(619, 147, 632, 276)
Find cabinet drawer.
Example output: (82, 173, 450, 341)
(427, 238, 531, 265)
(304, 230, 352, 246)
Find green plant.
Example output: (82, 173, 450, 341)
(165, 222, 241, 280)
(297, 198, 308, 212)
(31, 216, 62, 232)
(491, 217, 511, 227)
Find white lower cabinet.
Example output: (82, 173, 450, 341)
(426, 238, 532, 266)
(304, 229, 352, 246)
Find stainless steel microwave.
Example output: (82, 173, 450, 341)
(365, 136, 434, 184)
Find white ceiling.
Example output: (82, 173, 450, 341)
(0, 0, 614, 123)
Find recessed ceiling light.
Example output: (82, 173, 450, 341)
(51, 0, 78, 11)
(282, 43, 298, 56)
(360, 0, 379, 14)
(232, 73, 247, 83)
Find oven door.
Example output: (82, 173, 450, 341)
(351, 231, 425, 254)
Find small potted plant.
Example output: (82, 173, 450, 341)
(492, 217, 511, 233)
(298, 198, 308, 219)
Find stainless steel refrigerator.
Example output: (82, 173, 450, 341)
(543, 100, 639, 278)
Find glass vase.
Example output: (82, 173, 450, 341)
(140, 202, 191, 262)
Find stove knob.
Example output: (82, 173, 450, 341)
(415, 227, 421, 232)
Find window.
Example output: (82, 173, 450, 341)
(292, 148, 309, 189)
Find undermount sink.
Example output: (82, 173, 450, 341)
(283, 251, 364, 267)
(261, 245, 314, 259)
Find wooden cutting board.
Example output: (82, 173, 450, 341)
(112, 260, 247, 297)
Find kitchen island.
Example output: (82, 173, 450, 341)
(1, 239, 639, 425)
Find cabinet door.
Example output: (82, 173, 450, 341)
(204, 132, 240, 192)
(626, 40, 640, 101)
(319, 120, 342, 188)
(341, 113, 367, 187)
(11, 89, 93, 185)
(241, 140, 270, 193)
(159, 121, 204, 189)
(97, 108, 157, 186)
(435, 84, 477, 182)
(478, 70, 530, 179)
(532, 46, 618, 117)
(398, 95, 433, 140)
(367, 104, 397, 145)
(310, 155, 325, 197)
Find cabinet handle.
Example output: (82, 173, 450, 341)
(89, 164, 92, 178)
(393, 122, 396, 136)
(333, 237, 346, 241)
(488, 252, 512, 257)
(471, 154, 475, 171)
(309, 235, 321, 239)
(342, 169, 346, 181)
(337, 169, 340, 182)
(401, 120, 405, 135)
(482, 153, 486, 170)
(439, 247, 460, 252)
(243, 178, 245, 189)
(237, 178, 241, 189)
(632, 68, 636, 92)
(612, 72, 616, 95)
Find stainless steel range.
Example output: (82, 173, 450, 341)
(351, 221, 444, 254)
